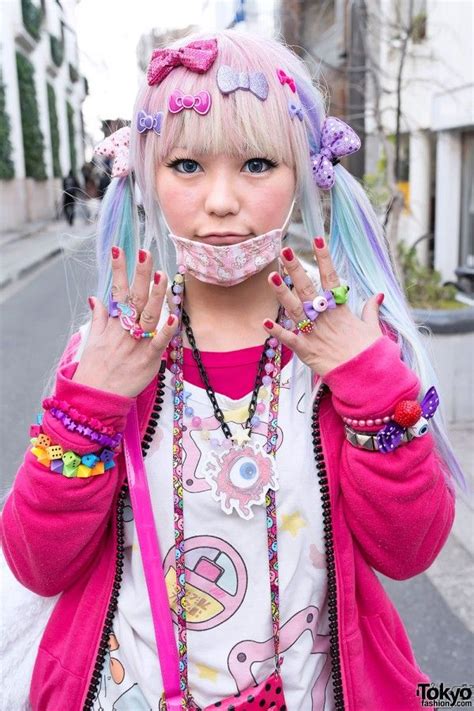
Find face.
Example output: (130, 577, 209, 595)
(155, 150, 296, 245)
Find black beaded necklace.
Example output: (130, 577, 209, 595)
(181, 305, 285, 440)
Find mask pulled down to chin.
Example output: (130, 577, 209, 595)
(167, 199, 295, 287)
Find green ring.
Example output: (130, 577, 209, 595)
(330, 284, 350, 304)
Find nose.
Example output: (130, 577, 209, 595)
(203, 173, 240, 217)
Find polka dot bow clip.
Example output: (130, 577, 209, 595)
(311, 116, 361, 190)
(94, 126, 131, 179)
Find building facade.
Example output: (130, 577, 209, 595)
(0, 0, 86, 230)
(277, 0, 473, 287)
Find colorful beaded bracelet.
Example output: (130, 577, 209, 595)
(37, 408, 122, 449)
(344, 387, 439, 454)
(342, 415, 393, 428)
(42, 397, 117, 437)
(29, 430, 116, 478)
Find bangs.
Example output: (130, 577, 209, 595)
(131, 30, 316, 185)
(154, 75, 295, 167)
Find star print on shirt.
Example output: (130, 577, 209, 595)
(231, 429, 252, 446)
(280, 512, 307, 537)
(195, 663, 219, 681)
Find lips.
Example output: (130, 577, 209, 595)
(199, 233, 253, 245)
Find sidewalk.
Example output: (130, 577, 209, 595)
(0, 214, 97, 290)
(2, 217, 472, 556)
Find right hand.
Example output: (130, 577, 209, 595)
(72, 247, 177, 398)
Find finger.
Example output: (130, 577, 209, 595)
(280, 247, 318, 304)
(129, 249, 153, 313)
(361, 293, 384, 331)
(150, 313, 179, 355)
(312, 237, 340, 291)
(87, 296, 108, 341)
(139, 271, 168, 332)
(262, 318, 301, 353)
(110, 246, 130, 305)
(268, 272, 307, 325)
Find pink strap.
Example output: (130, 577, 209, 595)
(123, 402, 182, 708)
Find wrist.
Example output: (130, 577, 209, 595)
(323, 336, 420, 418)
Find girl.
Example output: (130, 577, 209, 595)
(1, 29, 465, 711)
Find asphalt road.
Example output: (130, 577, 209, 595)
(1, 247, 472, 700)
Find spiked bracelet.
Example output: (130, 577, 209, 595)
(344, 425, 415, 452)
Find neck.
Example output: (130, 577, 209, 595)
(180, 260, 281, 351)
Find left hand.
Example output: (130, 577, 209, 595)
(263, 237, 384, 377)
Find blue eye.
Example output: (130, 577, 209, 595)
(244, 158, 277, 174)
(169, 159, 200, 174)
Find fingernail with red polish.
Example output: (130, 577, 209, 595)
(138, 249, 147, 263)
(154, 271, 161, 285)
(314, 237, 325, 249)
(282, 247, 294, 261)
(111, 246, 120, 259)
(264, 319, 274, 329)
(271, 273, 283, 286)
(376, 292, 385, 305)
(167, 315, 175, 326)
(88, 296, 95, 310)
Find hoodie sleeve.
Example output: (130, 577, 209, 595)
(322, 335, 456, 580)
(0, 330, 135, 596)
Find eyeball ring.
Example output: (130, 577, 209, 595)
(312, 296, 328, 313)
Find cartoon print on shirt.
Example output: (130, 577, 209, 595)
(227, 605, 332, 709)
(181, 407, 283, 506)
(163, 535, 248, 630)
(93, 632, 152, 710)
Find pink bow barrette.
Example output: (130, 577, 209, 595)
(94, 126, 131, 179)
(147, 38, 218, 86)
(216, 65, 269, 101)
(168, 89, 212, 115)
(277, 68, 296, 93)
(288, 101, 304, 122)
(310, 116, 361, 190)
(302, 290, 337, 321)
(137, 110, 163, 134)
(376, 387, 440, 454)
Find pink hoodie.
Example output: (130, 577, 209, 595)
(1, 333, 455, 710)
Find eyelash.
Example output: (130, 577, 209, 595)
(164, 156, 279, 173)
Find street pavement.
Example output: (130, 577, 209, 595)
(1, 214, 473, 688)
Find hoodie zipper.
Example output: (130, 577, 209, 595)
(82, 375, 345, 710)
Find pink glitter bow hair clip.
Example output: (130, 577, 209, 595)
(147, 38, 218, 86)
(168, 89, 212, 115)
(94, 126, 131, 179)
(310, 116, 361, 190)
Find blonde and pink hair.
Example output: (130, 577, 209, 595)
(91, 28, 466, 492)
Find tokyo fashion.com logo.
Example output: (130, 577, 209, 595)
(417, 683, 473, 707)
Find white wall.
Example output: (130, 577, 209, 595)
(0, 0, 86, 230)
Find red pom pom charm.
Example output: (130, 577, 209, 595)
(393, 400, 422, 428)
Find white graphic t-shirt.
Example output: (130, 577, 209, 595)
(93, 351, 335, 711)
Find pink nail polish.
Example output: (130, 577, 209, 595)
(154, 271, 161, 285)
(138, 249, 147, 263)
(271, 273, 283, 286)
(88, 296, 95, 310)
(264, 319, 274, 329)
(314, 237, 325, 249)
(111, 246, 120, 259)
(376, 293, 385, 305)
(282, 247, 294, 261)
